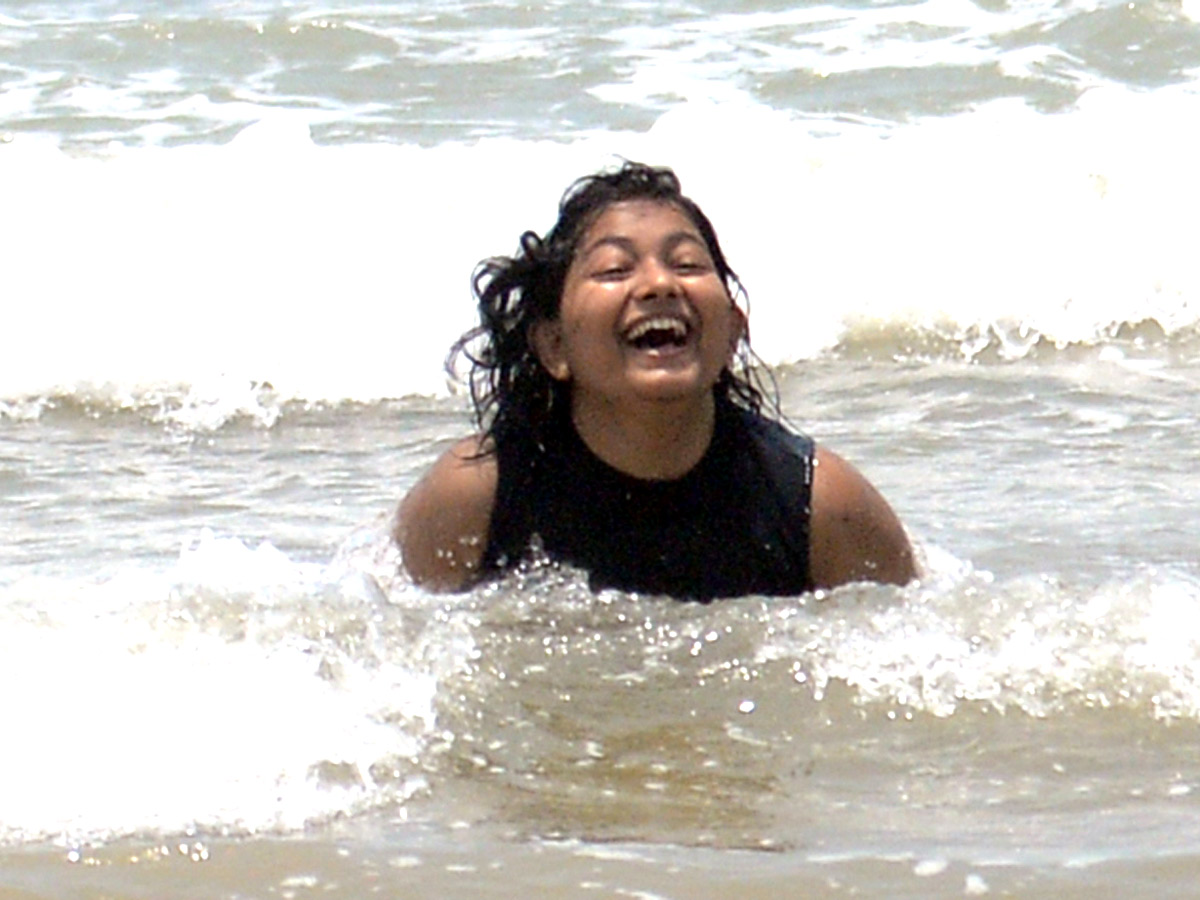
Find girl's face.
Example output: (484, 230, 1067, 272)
(533, 199, 743, 414)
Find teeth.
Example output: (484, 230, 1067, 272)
(624, 316, 688, 342)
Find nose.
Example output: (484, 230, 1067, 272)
(633, 256, 678, 300)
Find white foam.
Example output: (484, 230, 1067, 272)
(760, 560, 1200, 721)
(0, 532, 436, 845)
(3, 87, 1199, 410)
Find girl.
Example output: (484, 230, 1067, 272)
(396, 162, 915, 600)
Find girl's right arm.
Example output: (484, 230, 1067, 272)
(394, 436, 498, 591)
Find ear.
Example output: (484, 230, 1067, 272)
(726, 305, 747, 364)
(529, 320, 571, 381)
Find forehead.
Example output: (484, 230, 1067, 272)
(577, 199, 702, 247)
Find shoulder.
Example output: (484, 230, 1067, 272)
(808, 444, 916, 590)
(394, 435, 498, 591)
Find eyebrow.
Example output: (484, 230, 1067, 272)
(578, 230, 708, 260)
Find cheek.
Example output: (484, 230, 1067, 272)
(710, 303, 740, 341)
(557, 313, 611, 368)
(561, 291, 618, 334)
(561, 314, 595, 343)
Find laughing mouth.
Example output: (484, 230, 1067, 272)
(622, 315, 691, 351)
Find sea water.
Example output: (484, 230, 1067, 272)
(3, 0, 1200, 896)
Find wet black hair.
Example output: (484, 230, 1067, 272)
(448, 161, 776, 450)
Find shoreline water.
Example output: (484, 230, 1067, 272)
(8, 819, 1200, 899)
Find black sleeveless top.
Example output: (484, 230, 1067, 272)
(482, 397, 814, 601)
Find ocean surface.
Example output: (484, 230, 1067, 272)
(4, 0, 1200, 896)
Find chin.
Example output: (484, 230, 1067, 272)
(629, 371, 716, 403)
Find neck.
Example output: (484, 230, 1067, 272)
(570, 391, 718, 480)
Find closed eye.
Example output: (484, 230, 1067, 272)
(593, 264, 632, 280)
